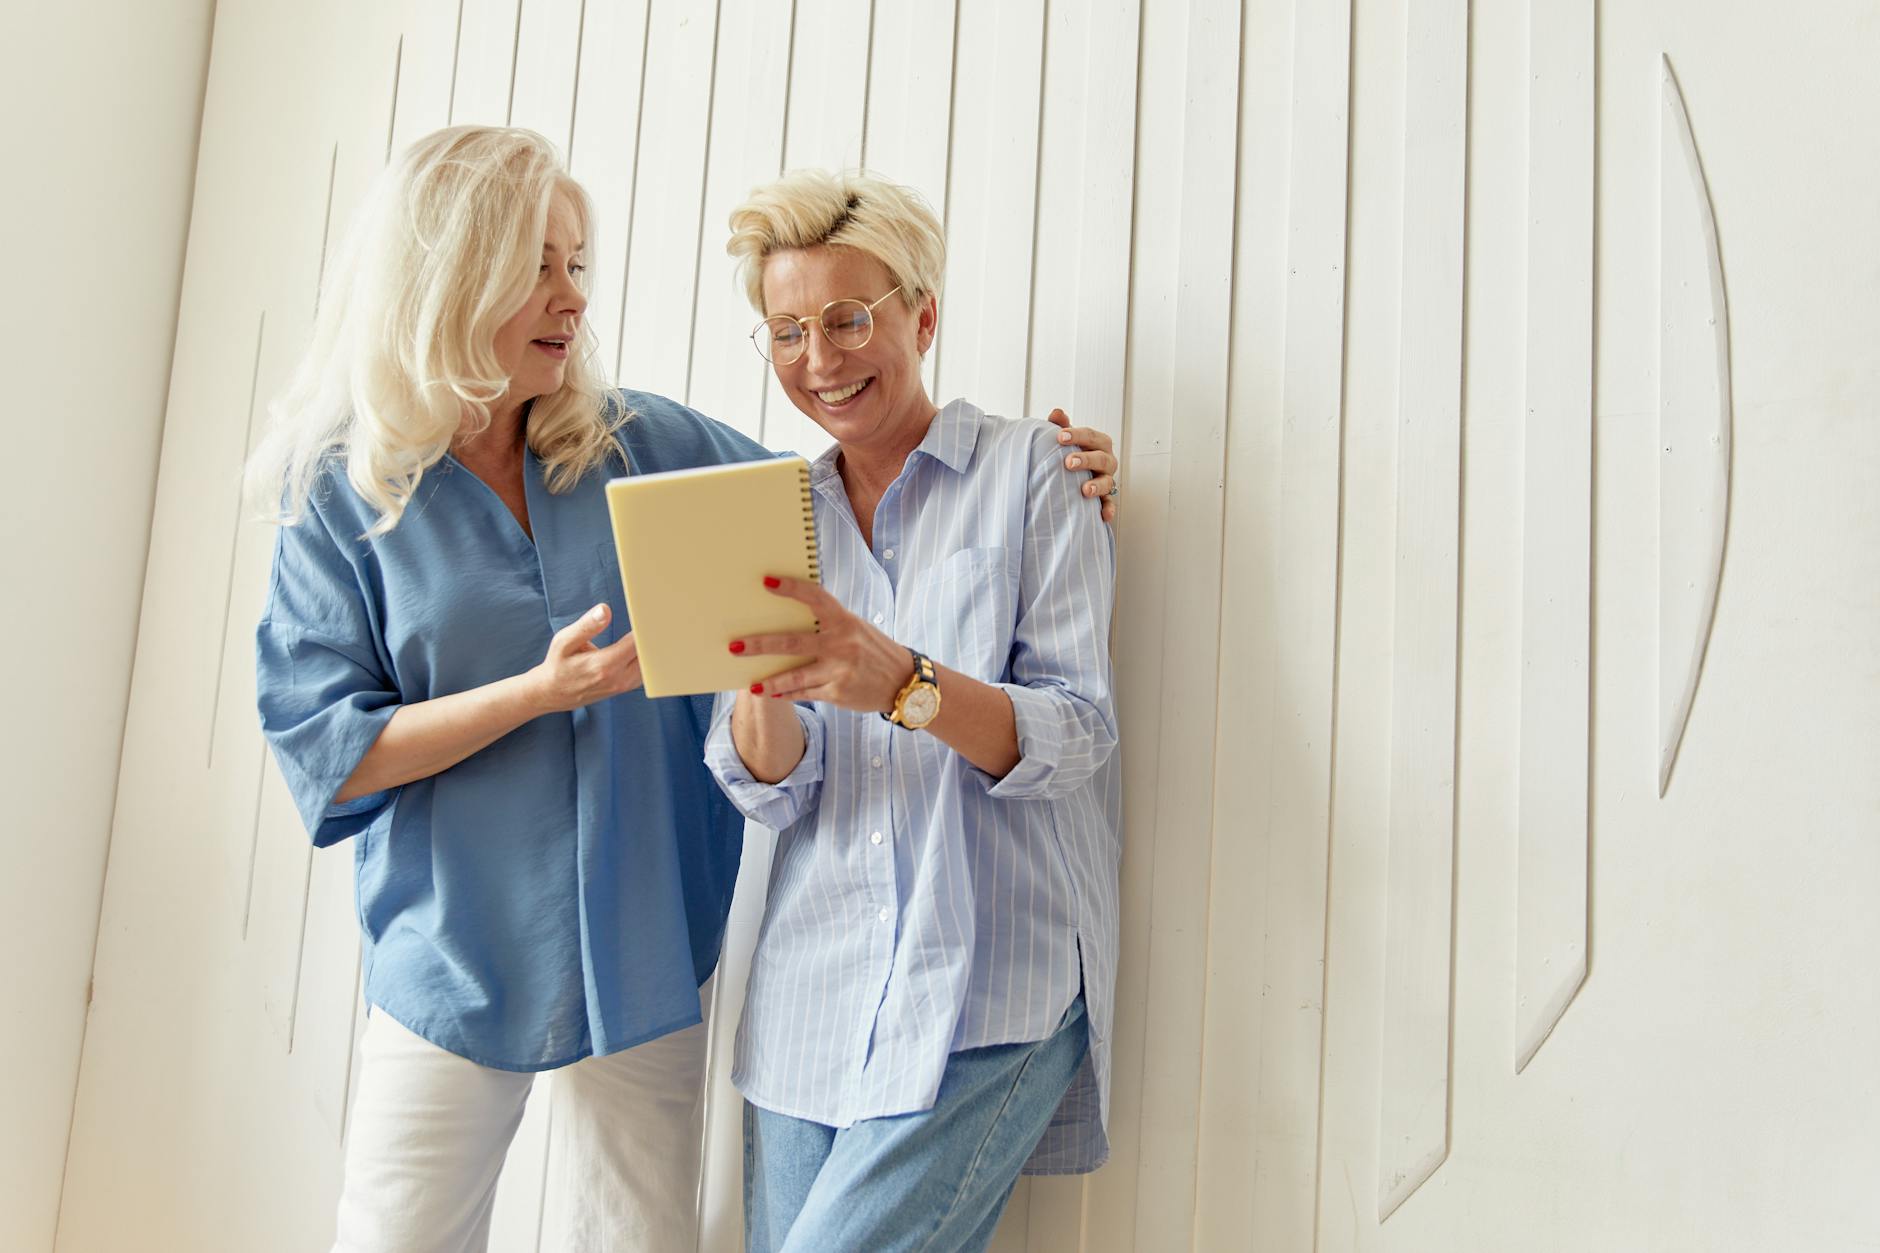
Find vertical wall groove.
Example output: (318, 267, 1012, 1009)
(1019, 0, 1053, 420)
(1514, 0, 1594, 1075)
(385, 36, 403, 160)
(560, 0, 650, 382)
(856, 0, 878, 168)
(1191, 0, 1292, 1245)
(1243, 0, 1354, 1244)
(679, 0, 728, 407)
(446, 0, 466, 123)
(1126, 0, 1241, 1244)
(1376, 0, 1468, 1221)
(866, 0, 956, 401)
(565, 0, 585, 161)
(510, 0, 584, 150)
(503, 0, 523, 124)
(208, 311, 269, 771)
(240, 752, 266, 940)
(1307, 8, 1361, 1245)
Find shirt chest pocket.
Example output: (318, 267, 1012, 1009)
(899, 546, 1018, 685)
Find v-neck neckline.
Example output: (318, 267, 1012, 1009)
(445, 448, 538, 549)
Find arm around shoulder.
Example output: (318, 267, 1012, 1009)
(975, 425, 1119, 800)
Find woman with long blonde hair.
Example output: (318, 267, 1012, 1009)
(248, 125, 1118, 1252)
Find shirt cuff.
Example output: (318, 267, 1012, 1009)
(705, 701, 824, 827)
(979, 683, 1066, 799)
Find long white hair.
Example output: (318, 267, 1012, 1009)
(246, 125, 619, 534)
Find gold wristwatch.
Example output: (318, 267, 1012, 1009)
(884, 649, 941, 730)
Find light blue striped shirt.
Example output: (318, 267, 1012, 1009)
(706, 400, 1121, 1174)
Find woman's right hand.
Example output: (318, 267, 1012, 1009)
(527, 603, 643, 713)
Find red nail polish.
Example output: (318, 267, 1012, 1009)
(729, 641, 745, 654)
(763, 576, 782, 589)
(750, 682, 764, 694)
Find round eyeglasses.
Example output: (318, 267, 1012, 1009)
(751, 285, 904, 365)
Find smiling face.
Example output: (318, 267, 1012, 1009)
(489, 189, 588, 430)
(761, 244, 938, 459)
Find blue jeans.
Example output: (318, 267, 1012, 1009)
(743, 996, 1090, 1253)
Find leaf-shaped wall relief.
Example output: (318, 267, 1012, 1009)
(1658, 54, 1733, 797)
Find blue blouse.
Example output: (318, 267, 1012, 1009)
(256, 390, 772, 1070)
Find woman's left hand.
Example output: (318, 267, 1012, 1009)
(1046, 408, 1120, 523)
(730, 577, 912, 712)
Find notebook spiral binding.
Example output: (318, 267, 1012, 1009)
(798, 462, 821, 584)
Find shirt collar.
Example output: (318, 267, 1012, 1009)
(807, 398, 984, 488)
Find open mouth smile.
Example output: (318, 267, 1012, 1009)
(815, 377, 873, 407)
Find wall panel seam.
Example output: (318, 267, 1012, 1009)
(680, 0, 728, 406)
(609, 0, 657, 383)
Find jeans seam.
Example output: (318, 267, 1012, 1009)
(913, 1042, 1048, 1253)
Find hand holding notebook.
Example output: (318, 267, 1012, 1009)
(604, 456, 821, 697)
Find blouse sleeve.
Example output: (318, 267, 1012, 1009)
(254, 503, 402, 847)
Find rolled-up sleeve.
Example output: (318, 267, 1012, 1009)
(255, 508, 401, 847)
(704, 693, 825, 829)
(978, 427, 1119, 800)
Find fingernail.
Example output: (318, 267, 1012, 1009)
(750, 682, 764, 694)
(589, 605, 606, 620)
(1068, 457, 1081, 469)
(729, 641, 746, 654)
(763, 576, 782, 589)
(1058, 430, 1072, 442)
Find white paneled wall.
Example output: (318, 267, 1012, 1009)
(0, 4, 214, 1252)
(53, 1, 1880, 1250)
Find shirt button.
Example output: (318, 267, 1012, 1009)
(883, 548, 895, 560)
(871, 612, 884, 625)
(877, 906, 891, 923)
(871, 756, 883, 769)
(870, 830, 884, 845)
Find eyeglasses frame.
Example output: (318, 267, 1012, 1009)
(750, 285, 906, 365)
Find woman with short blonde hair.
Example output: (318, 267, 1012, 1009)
(726, 167, 946, 320)
(710, 169, 1122, 1251)
(251, 130, 1120, 1253)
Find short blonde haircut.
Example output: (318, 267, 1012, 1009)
(726, 169, 945, 315)
(247, 125, 618, 535)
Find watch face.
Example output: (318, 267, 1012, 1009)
(902, 685, 941, 728)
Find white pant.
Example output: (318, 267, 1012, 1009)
(333, 990, 711, 1253)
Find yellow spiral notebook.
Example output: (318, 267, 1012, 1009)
(604, 456, 821, 697)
